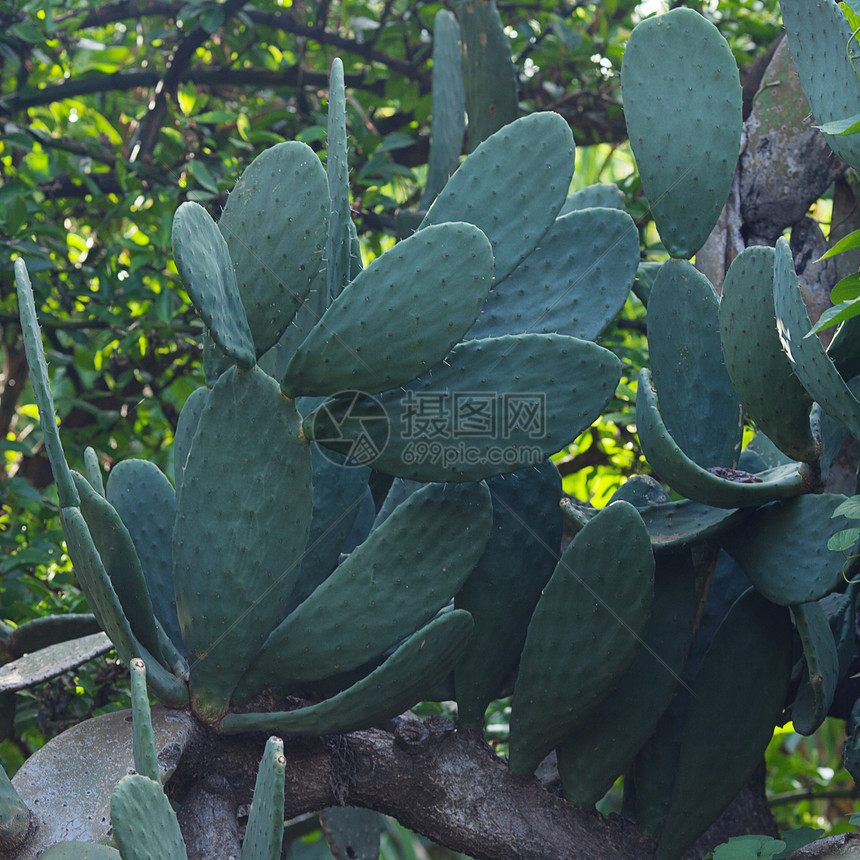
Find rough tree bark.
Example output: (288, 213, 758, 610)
(168, 712, 658, 860)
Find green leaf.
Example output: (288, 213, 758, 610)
(6, 195, 28, 234)
(833, 496, 860, 519)
(831, 272, 860, 303)
(818, 112, 860, 136)
(192, 110, 238, 124)
(827, 528, 860, 551)
(840, 2, 860, 32)
(186, 160, 219, 193)
(806, 298, 860, 335)
(200, 7, 225, 32)
(817, 228, 860, 261)
(712, 835, 786, 860)
(772, 828, 826, 859)
(850, 809, 860, 825)
(9, 21, 43, 42)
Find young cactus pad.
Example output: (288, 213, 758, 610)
(110, 774, 187, 860)
(239, 737, 285, 860)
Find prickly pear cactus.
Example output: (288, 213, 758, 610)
(11, 6, 860, 859)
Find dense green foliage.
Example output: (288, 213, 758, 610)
(10, 1, 860, 858)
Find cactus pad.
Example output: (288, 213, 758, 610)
(221, 610, 474, 736)
(0, 632, 111, 695)
(172, 201, 256, 368)
(281, 222, 494, 397)
(83, 447, 104, 497)
(720, 494, 850, 606)
(458, 0, 518, 151)
(237, 482, 491, 695)
(647, 260, 742, 468)
(218, 141, 328, 354)
(110, 774, 187, 860)
(239, 737, 285, 860)
(305, 334, 621, 482)
(454, 462, 563, 727)
(286, 445, 370, 615)
(779, 0, 860, 171)
(656, 590, 792, 859)
(621, 8, 742, 258)
(72, 473, 162, 663)
(106, 460, 182, 652)
(173, 365, 312, 722)
(325, 58, 353, 304)
(773, 236, 860, 442)
(59, 506, 187, 707)
(466, 208, 639, 342)
(173, 386, 208, 502)
(509, 501, 654, 776)
(636, 368, 812, 508)
(420, 112, 574, 282)
(560, 184, 625, 214)
(14, 259, 79, 508)
(0, 760, 30, 855)
(791, 599, 840, 736)
(421, 10, 465, 209)
(557, 550, 699, 806)
(719, 245, 816, 462)
(130, 659, 160, 784)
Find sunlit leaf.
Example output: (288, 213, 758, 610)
(818, 112, 860, 136)
(805, 298, 860, 336)
(830, 273, 860, 303)
(840, 1, 860, 31)
(818, 228, 860, 261)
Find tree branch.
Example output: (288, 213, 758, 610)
(242, 8, 427, 83)
(0, 66, 383, 118)
(130, 0, 250, 163)
(56, 0, 180, 29)
(174, 713, 658, 860)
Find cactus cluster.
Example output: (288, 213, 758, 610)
(7, 3, 860, 859)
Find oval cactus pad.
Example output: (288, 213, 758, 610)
(420, 112, 575, 282)
(281, 222, 494, 397)
(621, 8, 742, 258)
(304, 333, 621, 482)
(172, 201, 256, 368)
(509, 501, 654, 776)
(173, 365, 312, 722)
(218, 141, 328, 355)
(239, 482, 492, 694)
